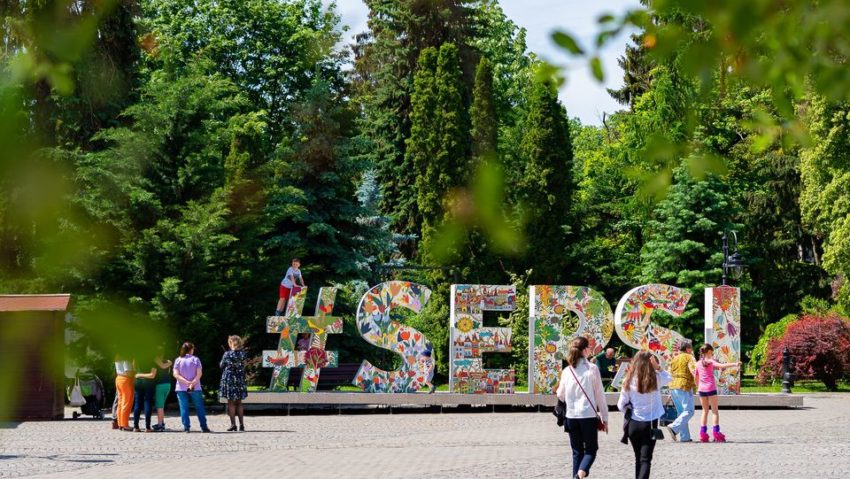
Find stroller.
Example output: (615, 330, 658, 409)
(67, 372, 106, 419)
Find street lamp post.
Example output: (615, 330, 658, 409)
(722, 231, 744, 286)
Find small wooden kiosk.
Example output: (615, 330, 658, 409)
(0, 294, 71, 420)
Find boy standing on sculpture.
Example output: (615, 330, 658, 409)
(275, 258, 306, 316)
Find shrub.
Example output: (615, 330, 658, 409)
(761, 314, 850, 391)
(750, 314, 798, 374)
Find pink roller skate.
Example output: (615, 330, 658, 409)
(699, 431, 710, 442)
(713, 430, 726, 442)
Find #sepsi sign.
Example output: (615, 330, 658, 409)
(262, 282, 741, 395)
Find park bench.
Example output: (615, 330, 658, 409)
(287, 363, 360, 391)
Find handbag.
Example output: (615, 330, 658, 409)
(659, 395, 678, 426)
(568, 365, 606, 432)
(651, 419, 665, 440)
(69, 376, 86, 407)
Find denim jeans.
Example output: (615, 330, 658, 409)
(132, 383, 155, 429)
(176, 390, 208, 431)
(669, 388, 695, 441)
(565, 417, 599, 477)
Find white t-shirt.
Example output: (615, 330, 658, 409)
(281, 267, 302, 288)
(114, 360, 131, 375)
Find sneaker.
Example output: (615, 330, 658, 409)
(665, 426, 678, 442)
(699, 431, 709, 443)
(133, 427, 141, 432)
(145, 428, 153, 433)
(713, 431, 726, 443)
(152, 424, 163, 432)
(201, 428, 212, 433)
(184, 428, 191, 433)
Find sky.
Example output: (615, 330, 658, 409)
(329, 0, 642, 125)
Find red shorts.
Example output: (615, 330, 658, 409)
(279, 285, 292, 300)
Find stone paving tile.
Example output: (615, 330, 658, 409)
(0, 394, 848, 478)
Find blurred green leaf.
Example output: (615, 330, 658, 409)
(590, 56, 604, 82)
(552, 31, 584, 55)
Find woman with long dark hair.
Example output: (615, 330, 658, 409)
(617, 351, 672, 479)
(556, 337, 608, 479)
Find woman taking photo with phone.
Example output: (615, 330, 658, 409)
(556, 337, 608, 479)
(617, 351, 672, 479)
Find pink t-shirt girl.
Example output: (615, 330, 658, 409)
(694, 359, 717, 393)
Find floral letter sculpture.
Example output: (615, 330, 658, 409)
(705, 286, 741, 394)
(528, 286, 614, 394)
(614, 284, 691, 368)
(353, 281, 435, 393)
(263, 287, 343, 392)
(450, 284, 516, 394)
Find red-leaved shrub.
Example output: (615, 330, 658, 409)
(761, 314, 850, 391)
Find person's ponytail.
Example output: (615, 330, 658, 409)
(566, 336, 589, 367)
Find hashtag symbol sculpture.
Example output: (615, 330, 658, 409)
(262, 287, 343, 392)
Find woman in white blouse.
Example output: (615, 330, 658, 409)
(556, 337, 608, 479)
(617, 351, 672, 479)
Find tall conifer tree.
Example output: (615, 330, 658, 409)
(407, 43, 470, 265)
(515, 77, 573, 282)
(470, 57, 498, 162)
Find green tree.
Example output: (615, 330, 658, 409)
(470, 57, 498, 162)
(639, 167, 739, 340)
(352, 0, 478, 236)
(568, 115, 642, 300)
(607, 33, 654, 109)
(409, 43, 470, 269)
(800, 97, 850, 312)
(142, 0, 340, 143)
(512, 75, 574, 283)
(273, 78, 371, 285)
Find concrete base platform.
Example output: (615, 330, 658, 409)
(235, 392, 803, 409)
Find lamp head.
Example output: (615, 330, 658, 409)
(727, 251, 744, 279)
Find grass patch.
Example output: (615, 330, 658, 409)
(740, 377, 850, 393)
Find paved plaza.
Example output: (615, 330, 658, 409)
(1, 394, 848, 478)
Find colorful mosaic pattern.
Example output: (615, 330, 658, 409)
(353, 281, 435, 393)
(449, 285, 516, 394)
(263, 287, 343, 392)
(705, 286, 741, 395)
(614, 284, 691, 368)
(528, 286, 615, 394)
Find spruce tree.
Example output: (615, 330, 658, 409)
(514, 76, 574, 283)
(354, 0, 478, 238)
(639, 167, 739, 340)
(607, 33, 654, 108)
